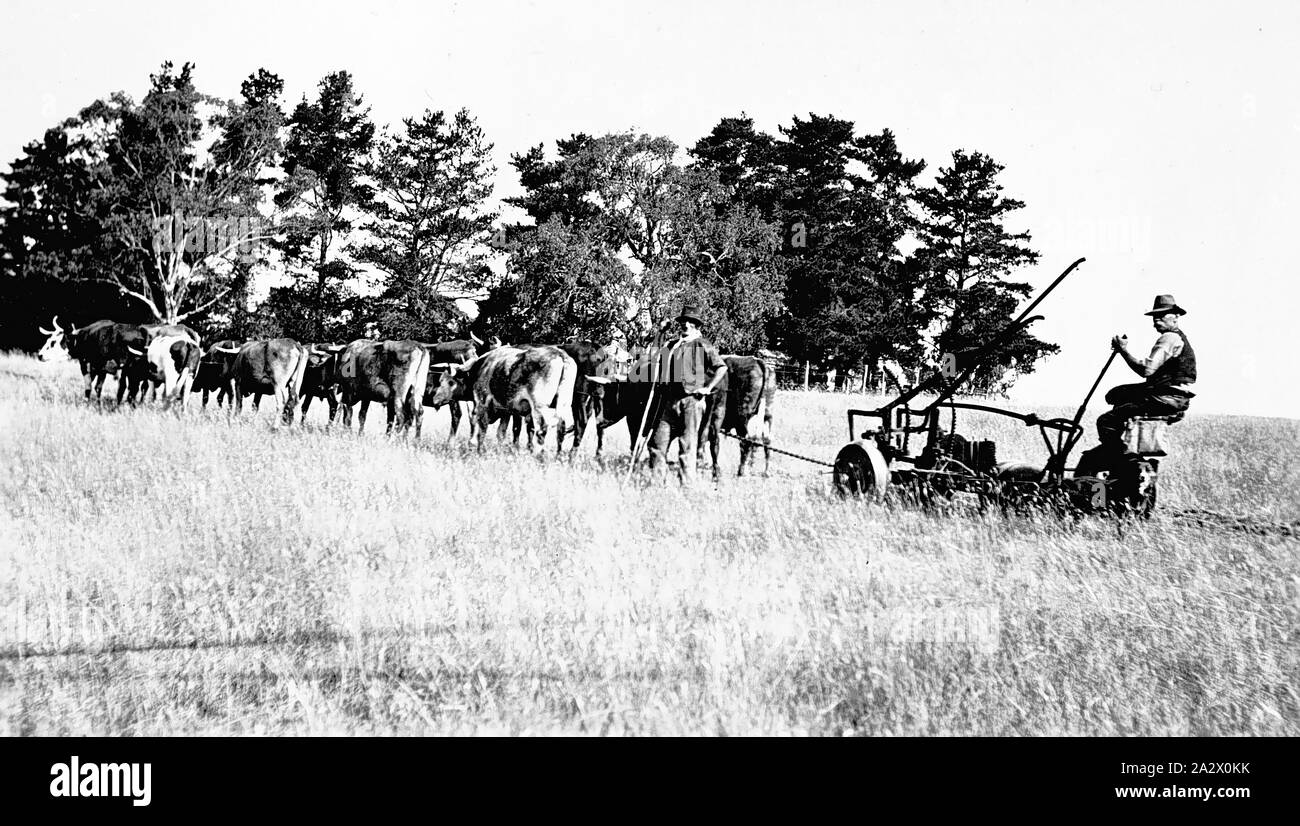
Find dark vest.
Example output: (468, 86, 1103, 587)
(1147, 328, 1196, 392)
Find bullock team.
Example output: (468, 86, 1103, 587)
(33, 316, 776, 477)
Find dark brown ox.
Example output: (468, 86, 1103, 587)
(225, 338, 310, 425)
(578, 377, 654, 459)
(700, 355, 775, 477)
(428, 346, 577, 453)
(334, 339, 430, 436)
(299, 344, 346, 424)
(36, 316, 148, 406)
(190, 339, 242, 407)
(579, 353, 774, 476)
(420, 339, 478, 440)
(571, 341, 681, 461)
(555, 340, 632, 456)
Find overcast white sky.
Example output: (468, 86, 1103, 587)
(2, 0, 1297, 416)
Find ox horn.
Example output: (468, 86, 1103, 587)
(213, 345, 242, 354)
(428, 362, 460, 370)
(127, 346, 146, 357)
(469, 332, 484, 346)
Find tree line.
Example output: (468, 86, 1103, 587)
(0, 62, 1056, 391)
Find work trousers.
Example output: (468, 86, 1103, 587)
(1095, 382, 1190, 445)
(647, 394, 704, 484)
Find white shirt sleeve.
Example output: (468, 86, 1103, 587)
(1141, 333, 1183, 376)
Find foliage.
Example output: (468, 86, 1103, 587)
(271, 71, 375, 341)
(0, 62, 283, 326)
(485, 131, 783, 349)
(0, 66, 1061, 394)
(350, 108, 496, 342)
(478, 217, 630, 344)
(689, 114, 782, 219)
(914, 149, 1055, 392)
(0, 127, 138, 347)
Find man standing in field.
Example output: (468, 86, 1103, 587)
(646, 303, 728, 485)
(1078, 294, 1195, 473)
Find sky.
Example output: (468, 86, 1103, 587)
(2, 0, 1297, 417)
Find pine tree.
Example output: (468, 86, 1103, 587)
(914, 149, 1056, 392)
(273, 71, 375, 341)
(350, 108, 497, 341)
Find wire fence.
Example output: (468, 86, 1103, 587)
(770, 363, 891, 393)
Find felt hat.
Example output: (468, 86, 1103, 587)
(1144, 294, 1186, 316)
(675, 303, 705, 326)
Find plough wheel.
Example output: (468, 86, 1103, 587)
(833, 441, 889, 498)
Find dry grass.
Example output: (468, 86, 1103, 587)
(0, 352, 1296, 735)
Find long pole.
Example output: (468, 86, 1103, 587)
(626, 383, 659, 482)
(625, 332, 664, 483)
(1056, 349, 1119, 465)
(1071, 350, 1119, 430)
(882, 257, 1087, 416)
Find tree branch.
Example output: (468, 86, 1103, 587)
(175, 284, 234, 322)
(117, 285, 163, 321)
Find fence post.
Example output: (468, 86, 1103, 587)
(803, 361, 810, 391)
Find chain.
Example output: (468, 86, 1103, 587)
(719, 431, 835, 468)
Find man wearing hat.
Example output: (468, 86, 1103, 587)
(1092, 293, 1197, 448)
(646, 303, 728, 483)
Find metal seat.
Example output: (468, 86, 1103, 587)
(1122, 414, 1183, 456)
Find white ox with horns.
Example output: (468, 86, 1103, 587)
(126, 335, 203, 409)
(428, 345, 577, 453)
(36, 315, 73, 362)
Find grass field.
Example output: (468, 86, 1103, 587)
(1, 352, 1297, 735)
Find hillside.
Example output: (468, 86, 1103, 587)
(1, 354, 1296, 735)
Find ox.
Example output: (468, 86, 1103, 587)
(190, 339, 242, 407)
(872, 357, 914, 395)
(579, 376, 654, 459)
(579, 353, 774, 477)
(334, 339, 430, 436)
(701, 355, 775, 477)
(428, 346, 576, 453)
(298, 344, 346, 424)
(216, 338, 310, 425)
(124, 335, 202, 409)
(37, 316, 147, 406)
(471, 339, 625, 454)
(420, 338, 479, 440)
(468, 332, 504, 355)
(142, 323, 201, 346)
(556, 340, 632, 456)
(122, 323, 205, 404)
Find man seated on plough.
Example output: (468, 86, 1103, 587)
(1077, 294, 1195, 474)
